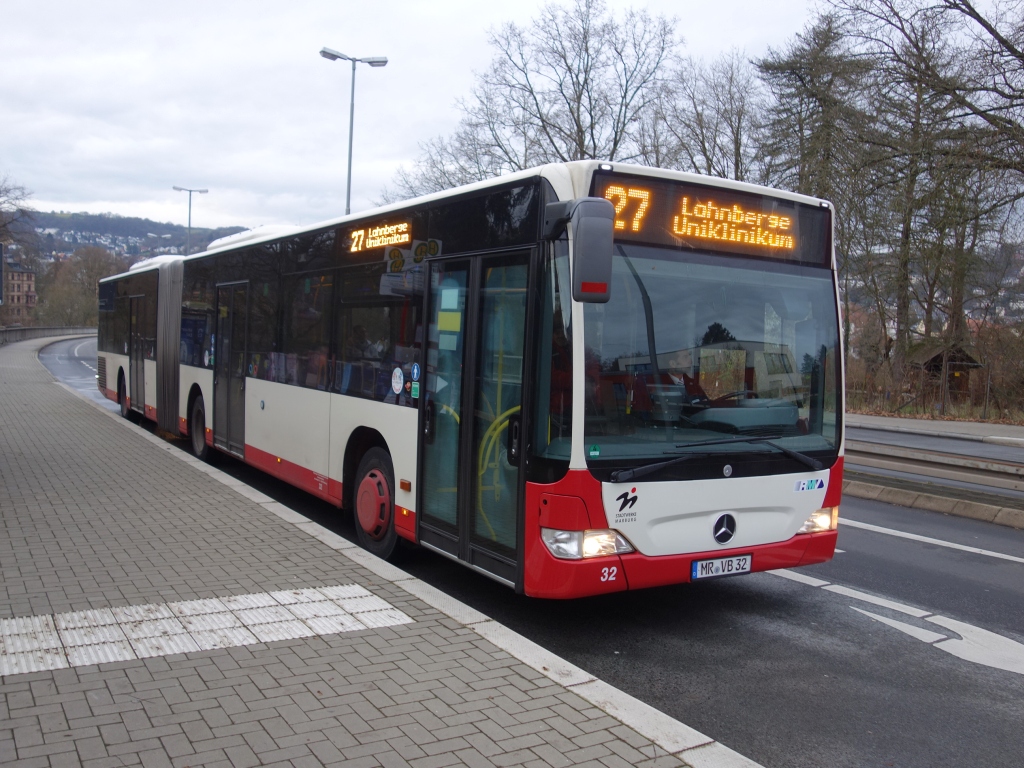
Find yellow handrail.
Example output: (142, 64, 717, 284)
(474, 404, 521, 541)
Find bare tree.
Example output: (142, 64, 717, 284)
(928, 1, 1024, 177)
(0, 175, 32, 246)
(861, 5, 954, 384)
(659, 51, 767, 183)
(382, 0, 679, 200)
(35, 247, 127, 327)
(833, 0, 1024, 182)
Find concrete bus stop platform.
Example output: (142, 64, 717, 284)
(0, 337, 759, 768)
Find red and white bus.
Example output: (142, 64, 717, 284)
(98, 161, 844, 598)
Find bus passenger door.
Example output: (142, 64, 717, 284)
(418, 252, 531, 587)
(419, 260, 468, 553)
(129, 296, 145, 414)
(214, 283, 248, 457)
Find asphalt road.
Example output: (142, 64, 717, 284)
(43, 337, 1024, 768)
(38, 335, 119, 415)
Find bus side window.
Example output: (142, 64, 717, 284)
(247, 264, 280, 382)
(114, 295, 130, 355)
(333, 263, 423, 407)
(282, 273, 334, 389)
(143, 274, 158, 360)
(180, 265, 216, 368)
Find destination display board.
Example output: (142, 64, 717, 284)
(346, 220, 413, 253)
(591, 172, 832, 266)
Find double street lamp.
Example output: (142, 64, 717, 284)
(319, 47, 387, 216)
(172, 186, 208, 256)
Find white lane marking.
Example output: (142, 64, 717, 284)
(767, 569, 830, 587)
(835, 548, 845, 553)
(841, 518, 1024, 564)
(824, 584, 931, 618)
(0, 584, 412, 676)
(927, 615, 1024, 675)
(852, 608, 948, 643)
(770, 569, 1024, 676)
(72, 339, 96, 371)
(851, 608, 1024, 675)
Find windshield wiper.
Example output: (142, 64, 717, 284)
(609, 453, 711, 483)
(677, 434, 822, 470)
(608, 434, 823, 483)
(753, 439, 823, 471)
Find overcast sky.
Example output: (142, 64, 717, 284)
(2, 0, 815, 230)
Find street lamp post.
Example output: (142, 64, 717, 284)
(319, 47, 387, 216)
(172, 186, 208, 256)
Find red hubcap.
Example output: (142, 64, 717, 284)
(356, 470, 391, 540)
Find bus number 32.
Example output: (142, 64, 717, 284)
(600, 566, 618, 582)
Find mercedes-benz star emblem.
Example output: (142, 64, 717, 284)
(713, 514, 737, 544)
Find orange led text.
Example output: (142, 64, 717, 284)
(604, 185, 651, 232)
(350, 221, 411, 252)
(672, 198, 794, 250)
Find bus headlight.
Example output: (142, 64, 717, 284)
(798, 506, 839, 534)
(541, 528, 635, 560)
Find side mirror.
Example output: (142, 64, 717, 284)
(544, 197, 615, 303)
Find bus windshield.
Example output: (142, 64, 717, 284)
(581, 243, 840, 475)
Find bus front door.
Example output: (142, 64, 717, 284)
(418, 252, 531, 587)
(128, 296, 145, 415)
(214, 283, 248, 457)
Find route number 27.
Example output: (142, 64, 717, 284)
(604, 186, 651, 233)
(350, 229, 365, 252)
(600, 566, 618, 582)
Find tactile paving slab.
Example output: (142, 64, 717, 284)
(0, 584, 412, 673)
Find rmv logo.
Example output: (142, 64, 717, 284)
(794, 479, 826, 492)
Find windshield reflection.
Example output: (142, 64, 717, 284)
(582, 244, 840, 468)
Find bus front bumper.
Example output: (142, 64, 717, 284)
(523, 529, 837, 599)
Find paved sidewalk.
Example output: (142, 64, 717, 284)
(0, 337, 756, 768)
(846, 412, 1024, 446)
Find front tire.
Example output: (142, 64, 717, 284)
(353, 447, 399, 560)
(190, 395, 209, 461)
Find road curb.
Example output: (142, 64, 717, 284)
(843, 479, 1024, 529)
(40, 341, 762, 768)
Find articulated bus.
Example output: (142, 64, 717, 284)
(97, 161, 843, 598)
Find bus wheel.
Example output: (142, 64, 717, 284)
(353, 448, 398, 559)
(190, 395, 209, 461)
(118, 374, 130, 419)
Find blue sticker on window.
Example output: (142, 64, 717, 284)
(411, 362, 420, 382)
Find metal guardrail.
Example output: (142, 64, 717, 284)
(846, 439, 1024, 493)
(0, 326, 96, 346)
